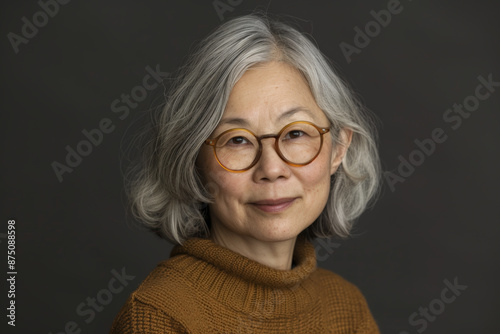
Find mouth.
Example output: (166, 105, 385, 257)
(249, 197, 297, 213)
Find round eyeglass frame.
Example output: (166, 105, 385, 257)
(204, 121, 331, 173)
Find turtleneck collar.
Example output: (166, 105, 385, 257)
(154, 235, 320, 316)
(170, 234, 317, 288)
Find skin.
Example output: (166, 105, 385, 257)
(197, 61, 352, 270)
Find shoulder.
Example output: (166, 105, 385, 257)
(312, 267, 367, 300)
(110, 255, 204, 333)
(130, 255, 202, 312)
(310, 267, 380, 333)
(110, 291, 188, 333)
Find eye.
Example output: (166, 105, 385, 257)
(284, 130, 305, 139)
(228, 136, 249, 145)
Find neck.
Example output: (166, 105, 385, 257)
(210, 225, 297, 270)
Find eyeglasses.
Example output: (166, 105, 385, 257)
(204, 121, 330, 172)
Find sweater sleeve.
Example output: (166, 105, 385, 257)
(352, 285, 380, 334)
(110, 293, 188, 334)
(355, 307, 380, 334)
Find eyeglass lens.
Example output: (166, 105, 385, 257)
(214, 122, 323, 171)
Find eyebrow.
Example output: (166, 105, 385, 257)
(218, 107, 316, 127)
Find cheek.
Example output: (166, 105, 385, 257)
(199, 148, 225, 195)
(198, 147, 250, 217)
(209, 174, 243, 202)
(200, 159, 246, 204)
(299, 150, 333, 201)
(205, 172, 250, 229)
(302, 167, 331, 195)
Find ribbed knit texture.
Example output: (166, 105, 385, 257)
(110, 236, 379, 333)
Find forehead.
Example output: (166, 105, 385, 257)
(221, 62, 328, 128)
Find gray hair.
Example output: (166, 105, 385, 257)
(126, 13, 381, 244)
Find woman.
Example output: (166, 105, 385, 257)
(111, 13, 381, 333)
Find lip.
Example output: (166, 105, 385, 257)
(249, 197, 297, 213)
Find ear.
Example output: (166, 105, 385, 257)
(330, 128, 353, 175)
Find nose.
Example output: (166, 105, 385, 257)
(252, 137, 291, 182)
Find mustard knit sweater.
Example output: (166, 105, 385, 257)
(110, 236, 380, 333)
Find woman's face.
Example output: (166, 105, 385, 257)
(198, 61, 349, 243)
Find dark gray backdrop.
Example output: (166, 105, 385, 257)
(1, 0, 499, 333)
